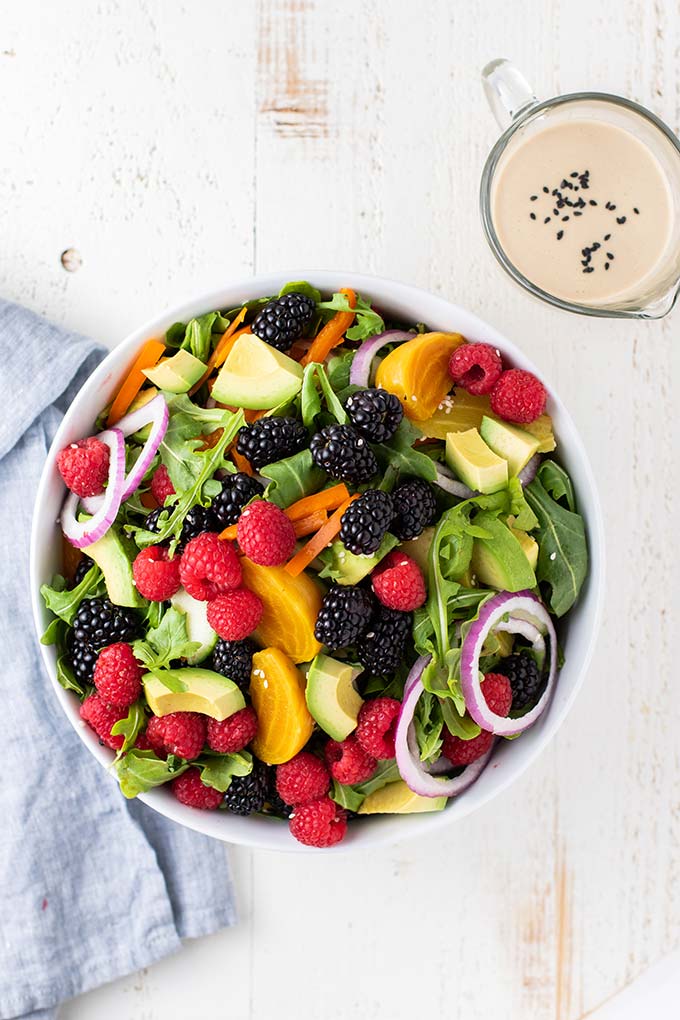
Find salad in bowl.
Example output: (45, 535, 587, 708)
(35, 276, 593, 850)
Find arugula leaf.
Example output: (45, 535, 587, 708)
(525, 463, 587, 617)
(330, 759, 401, 812)
(278, 280, 322, 304)
(535, 460, 576, 512)
(326, 351, 355, 392)
(40, 565, 105, 629)
(166, 311, 229, 359)
(159, 394, 239, 492)
(439, 697, 481, 740)
(130, 409, 245, 552)
(261, 449, 325, 508)
(56, 651, 89, 697)
(197, 750, 252, 791)
(374, 418, 437, 483)
(300, 363, 347, 427)
(115, 749, 189, 798)
(413, 690, 444, 762)
(317, 292, 385, 341)
(133, 607, 199, 684)
(507, 476, 539, 531)
(111, 701, 147, 756)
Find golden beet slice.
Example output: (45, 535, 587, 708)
(250, 647, 315, 764)
(240, 557, 323, 664)
(375, 331, 465, 421)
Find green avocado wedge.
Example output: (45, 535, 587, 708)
(143, 668, 245, 720)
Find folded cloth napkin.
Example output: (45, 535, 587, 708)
(0, 299, 237, 1020)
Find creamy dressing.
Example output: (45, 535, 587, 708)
(491, 118, 674, 305)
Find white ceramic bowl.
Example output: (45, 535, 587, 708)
(30, 271, 605, 853)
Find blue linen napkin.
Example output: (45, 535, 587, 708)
(0, 299, 237, 1020)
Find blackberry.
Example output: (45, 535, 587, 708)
(310, 424, 378, 485)
(251, 292, 316, 352)
(339, 489, 394, 555)
(345, 388, 403, 443)
(391, 478, 437, 540)
(143, 506, 166, 534)
(72, 556, 94, 587)
(314, 585, 374, 650)
(66, 631, 98, 685)
(357, 606, 412, 675)
(72, 597, 139, 650)
(211, 639, 255, 694)
(180, 505, 219, 545)
(223, 758, 268, 815)
(236, 417, 308, 471)
(210, 473, 264, 528)
(265, 767, 292, 819)
(496, 651, 544, 711)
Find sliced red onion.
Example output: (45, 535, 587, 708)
(460, 591, 557, 736)
(518, 453, 540, 486)
(495, 615, 546, 669)
(434, 461, 475, 498)
(349, 330, 413, 388)
(425, 754, 455, 776)
(60, 429, 126, 548)
(113, 393, 169, 499)
(395, 655, 495, 798)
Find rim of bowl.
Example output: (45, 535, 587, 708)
(30, 270, 606, 853)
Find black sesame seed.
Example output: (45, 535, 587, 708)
(583, 266, 594, 273)
(607, 252, 614, 260)
(562, 215, 569, 221)
(530, 212, 536, 220)
(544, 216, 551, 224)
(543, 186, 550, 193)
(581, 259, 589, 266)
(553, 208, 559, 216)
(556, 230, 564, 240)
(634, 207, 640, 214)
(610, 203, 617, 210)
(604, 233, 611, 241)
(570, 171, 579, 178)
(616, 216, 626, 224)
(530, 195, 538, 201)
(573, 210, 582, 216)
(604, 262, 610, 270)
(591, 242, 601, 250)
(589, 200, 598, 206)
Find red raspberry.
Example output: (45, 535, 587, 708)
(79, 694, 128, 750)
(441, 727, 494, 766)
(172, 767, 223, 810)
(355, 697, 401, 760)
(276, 751, 330, 805)
(207, 589, 263, 641)
(134, 730, 153, 750)
(237, 500, 296, 566)
(289, 796, 347, 847)
(482, 673, 513, 716)
(56, 436, 110, 498)
(133, 545, 181, 601)
(448, 342, 503, 395)
(325, 735, 376, 785)
(150, 464, 175, 506)
(490, 369, 547, 424)
(179, 532, 242, 601)
(440, 673, 510, 766)
(371, 551, 426, 611)
(144, 712, 207, 760)
(93, 643, 143, 707)
(206, 707, 258, 753)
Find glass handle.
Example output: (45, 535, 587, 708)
(482, 59, 538, 129)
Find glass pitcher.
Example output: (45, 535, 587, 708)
(480, 59, 680, 318)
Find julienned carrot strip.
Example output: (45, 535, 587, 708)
(244, 407, 267, 423)
(292, 510, 328, 537)
(106, 339, 166, 426)
(284, 483, 350, 522)
(213, 324, 251, 369)
(231, 448, 253, 476)
(300, 288, 357, 367)
(187, 310, 249, 396)
(219, 523, 238, 541)
(284, 495, 358, 576)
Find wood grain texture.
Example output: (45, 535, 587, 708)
(2, 0, 678, 1017)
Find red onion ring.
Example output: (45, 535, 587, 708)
(518, 453, 540, 486)
(348, 330, 413, 388)
(113, 393, 169, 499)
(395, 655, 495, 798)
(460, 590, 557, 736)
(434, 461, 475, 498)
(60, 429, 126, 548)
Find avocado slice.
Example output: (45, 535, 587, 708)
(470, 511, 537, 591)
(445, 428, 508, 494)
(479, 416, 540, 476)
(507, 517, 539, 570)
(170, 588, 218, 665)
(143, 667, 245, 720)
(358, 779, 447, 814)
(305, 653, 363, 740)
(86, 523, 144, 608)
(323, 533, 398, 585)
(399, 526, 434, 575)
(211, 334, 303, 409)
(143, 349, 206, 393)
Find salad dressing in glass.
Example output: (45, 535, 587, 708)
(490, 118, 674, 305)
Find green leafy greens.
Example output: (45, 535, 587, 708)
(330, 759, 401, 812)
(317, 291, 385, 342)
(40, 564, 105, 634)
(132, 607, 199, 690)
(261, 449, 325, 508)
(166, 311, 229, 362)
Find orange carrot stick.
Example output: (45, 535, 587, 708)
(231, 449, 253, 475)
(301, 288, 356, 367)
(284, 483, 350, 522)
(284, 495, 358, 576)
(292, 509, 329, 537)
(219, 523, 239, 541)
(188, 309, 249, 396)
(106, 339, 166, 426)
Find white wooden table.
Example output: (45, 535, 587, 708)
(4, 1, 679, 1017)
